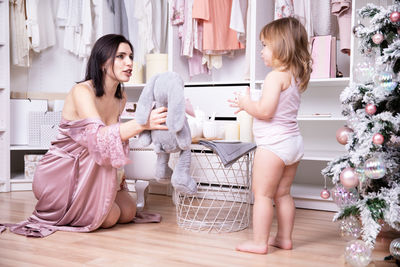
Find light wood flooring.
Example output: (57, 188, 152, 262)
(0, 191, 397, 267)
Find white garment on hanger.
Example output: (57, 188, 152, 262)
(26, 0, 56, 53)
(10, 0, 30, 67)
(134, 0, 154, 66)
(57, 0, 94, 59)
(151, 0, 168, 53)
(243, 1, 251, 80)
(230, 0, 247, 44)
(124, 0, 139, 54)
(293, 0, 313, 40)
(311, 0, 336, 36)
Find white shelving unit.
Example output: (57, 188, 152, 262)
(0, 0, 10, 192)
(6, 0, 359, 212)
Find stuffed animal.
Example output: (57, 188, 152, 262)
(135, 72, 197, 195)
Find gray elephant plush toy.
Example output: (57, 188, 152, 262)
(135, 71, 197, 195)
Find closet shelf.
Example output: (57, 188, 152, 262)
(255, 77, 350, 87)
(303, 150, 344, 161)
(123, 83, 146, 89)
(10, 145, 49, 151)
(297, 116, 347, 121)
(184, 81, 250, 87)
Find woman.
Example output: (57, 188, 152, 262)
(6, 34, 168, 237)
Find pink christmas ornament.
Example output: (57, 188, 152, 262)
(365, 103, 377, 115)
(340, 167, 359, 189)
(320, 188, 331, 199)
(372, 133, 384, 145)
(390, 11, 400, 23)
(336, 126, 353, 145)
(372, 33, 384, 44)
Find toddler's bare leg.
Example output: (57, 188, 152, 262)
(236, 148, 285, 254)
(268, 162, 299, 250)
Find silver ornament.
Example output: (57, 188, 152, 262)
(390, 238, 400, 260)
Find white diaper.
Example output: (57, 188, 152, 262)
(257, 135, 304, 165)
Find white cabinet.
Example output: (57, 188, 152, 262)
(0, 0, 10, 192)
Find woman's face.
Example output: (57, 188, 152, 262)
(105, 42, 133, 83)
(260, 38, 273, 67)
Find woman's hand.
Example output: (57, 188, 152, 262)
(145, 106, 168, 130)
(228, 87, 251, 114)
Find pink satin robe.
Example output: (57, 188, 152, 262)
(4, 118, 130, 237)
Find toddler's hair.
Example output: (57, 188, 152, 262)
(260, 17, 312, 92)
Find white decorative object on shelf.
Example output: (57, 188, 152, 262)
(24, 154, 43, 180)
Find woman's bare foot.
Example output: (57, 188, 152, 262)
(268, 236, 292, 250)
(236, 241, 268, 254)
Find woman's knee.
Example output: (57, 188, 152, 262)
(101, 203, 121, 228)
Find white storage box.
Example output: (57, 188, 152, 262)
(10, 99, 47, 145)
(24, 154, 43, 180)
(28, 111, 62, 146)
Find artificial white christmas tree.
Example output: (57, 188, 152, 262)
(322, 0, 400, 264)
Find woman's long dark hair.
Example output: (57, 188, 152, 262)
(83, 34, 133, 99)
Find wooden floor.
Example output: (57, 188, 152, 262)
(0, 192, 397, 267)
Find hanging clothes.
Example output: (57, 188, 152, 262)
(134, 0, 154, 66)
(170, 0, 208, 76)
(192, 0, 245, 51)
(293, 0, 313, 40)
(9, 0, 30, 67)
(106, 0, 129, 39)
(243, 2, 251, 80)
(230, 0, 248, 44)
(26, 0, 56, 53)
(274, 0, 294, 19)
(151, 0, 168, 53)
(57, 0, 95, 59)
(311, 0, 336, 36)
(331, 0, 351, 55)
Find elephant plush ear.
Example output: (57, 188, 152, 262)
(166, 72, 185, 133)
(135, 74, 159, 125)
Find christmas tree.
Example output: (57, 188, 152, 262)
(321, 0, 400, 259)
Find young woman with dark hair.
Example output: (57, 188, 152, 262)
(3, 34, 168, 237)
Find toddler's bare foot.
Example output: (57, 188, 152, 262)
(268, 236, 292, 250)
(236, 241, 268, 254)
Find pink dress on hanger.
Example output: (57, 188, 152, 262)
(192, 0, 244, 51)
(2, 118, 130, 237)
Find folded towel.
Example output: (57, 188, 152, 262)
(198, 140, 257, 167)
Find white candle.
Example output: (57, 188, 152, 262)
(224, 122, 239, 141)
(127, 62, 144, 84)
(237, 111, 253, 142)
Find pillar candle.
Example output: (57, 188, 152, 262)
(237, 111, 253, 142)
(224, 122, 239, 141)
(145, 53, 168, 82)
(126, 62, 143, 84)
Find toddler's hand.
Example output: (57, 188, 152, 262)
(228, 87, 250, 114)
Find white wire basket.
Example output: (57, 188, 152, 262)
(172, 144, 253, 233)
